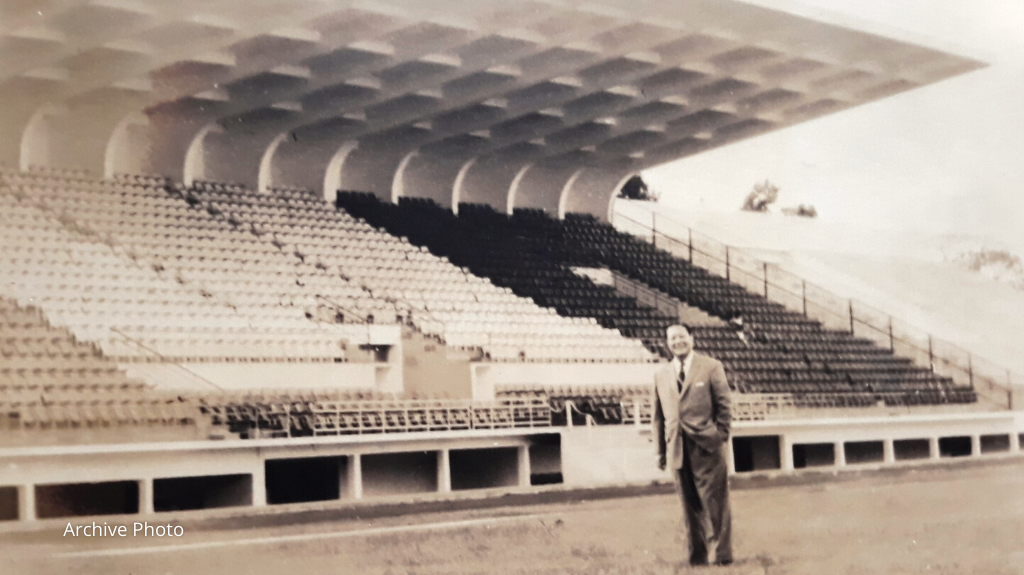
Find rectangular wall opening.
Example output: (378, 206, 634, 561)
(35, 481, 139, 519)
(361, 451, 437, 497)
(939, 436, 972, 458)
(153, 474, 252, 512)
(893, 439, 930, 461)
(265, 456, 346, 505)
(450, 447, 519, 491)
(0, 487, 18, 521)
(732, 436, 780, 473)
(844, 441, 884, 464)
(980, 434, 1010, 454)
(529, 433, 563, 485)
(793, 443, 835, 468)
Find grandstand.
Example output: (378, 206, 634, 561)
(0, 0, 1020, 533)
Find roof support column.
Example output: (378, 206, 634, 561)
(559, 167, 636, 222)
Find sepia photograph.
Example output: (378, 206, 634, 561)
(0, 0, 1022, 573)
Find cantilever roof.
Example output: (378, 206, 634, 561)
(0, 0, 982, 219)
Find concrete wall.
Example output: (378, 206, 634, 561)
(472, 362, 661, 399)
(1, 411, 1020, 526)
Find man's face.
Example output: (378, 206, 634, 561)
(666, 326, 694, 358)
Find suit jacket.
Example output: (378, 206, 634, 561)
(653, 352, 732, 470)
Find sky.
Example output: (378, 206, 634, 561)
(643, 0, 1024, 254)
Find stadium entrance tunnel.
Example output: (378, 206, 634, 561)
(732, 436, 782, 473)
(450, 447, 519, 491)
(35, 481, 139, 518)
(981, 434, 1011, 454)
(0, 486, 19, 521)
(939, 436, 973, 458)
(362, 451, 438, 497)
(844, 441, 885, 465)
(153, 474, 252, 512)
(792, 443, 835, 468)
(265, 456, 347, 505)
(529, 433, 563, 486)
(894, 439, 931, 461)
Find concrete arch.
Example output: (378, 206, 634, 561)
(508, 163, 581, 217)
(559, 167, 636, 222)
(184, 124, 288, 189)
(450, 157, 478, 214)
(606, 172, 639, 222)
(182, 123, 224, 187)
(21, 95, 152, 175)
(556, 168, 587, 219)
(391, 150, 418, 203)
(257, 133, 289, 193)
(145, 109, 220, 181)
(338, 145, 410, 202)
(20, 105, 68, 172)
(323, 141, 360, 201)
(261, 135, 358, 201)
(506, 164, 533, 215)
(105, 112, 151, 179)
(0, 101, 46, 168)
(455, 154, 531, 214)
(393, 152, 468, 209)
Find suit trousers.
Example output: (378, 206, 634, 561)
(674, 432, 732, 565)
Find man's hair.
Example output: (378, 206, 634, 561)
(666, 323, 693, 336)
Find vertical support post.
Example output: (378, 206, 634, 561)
(888, 317, 894, 352)
(651, 211, 657, 247)
(848, 300, 854, 334)
(18, 485, 36, 522)
(928, 336, 934, 369)
(971, 435, 982, 457)
(634, 401, 641, 427)
(780, 435, 794, 471)
(968, 354, 974, 388)
(725, 246, 730, 281)
(347, 453, 363, 499)
(139, 478, 155, 515)
(833, 441, 846, 467)
(517, 444, 531, 487)
(251, 462, 267, 507)
(437, 449, 452, 493)
(565, 400, 574, 428)
(688, 228, 693, 263)
(883, 439, 895, 464)
(928, 437, 940, 460)
(762, 262, 769, 297)
(1010, 431, 1020, 453)
(801, 281, 807, 317)
(725, 437, 736, 475)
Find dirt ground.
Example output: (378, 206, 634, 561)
(3, 460, 1023, 575)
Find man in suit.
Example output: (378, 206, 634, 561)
(654, 324, 733, 566)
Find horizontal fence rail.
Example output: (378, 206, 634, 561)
(613, 208, 1022, 410)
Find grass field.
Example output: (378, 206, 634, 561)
(4, 460, 1023, 575)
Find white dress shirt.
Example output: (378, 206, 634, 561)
(672, 353, 694, 393)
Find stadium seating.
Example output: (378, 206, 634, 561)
(0, 170, 374, 362)
(334, 194, 975, 410)
(0, 295, 201, 446)
(180, 182, 651, 363)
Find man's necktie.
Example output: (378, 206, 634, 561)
(677, 365, 686, 394)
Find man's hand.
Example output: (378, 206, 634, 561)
(657, 454, 666, 471)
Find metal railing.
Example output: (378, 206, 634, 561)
(201, 396, 552, 439)
(108, 328, 224, 391)
(613, 208, 1022, 410)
